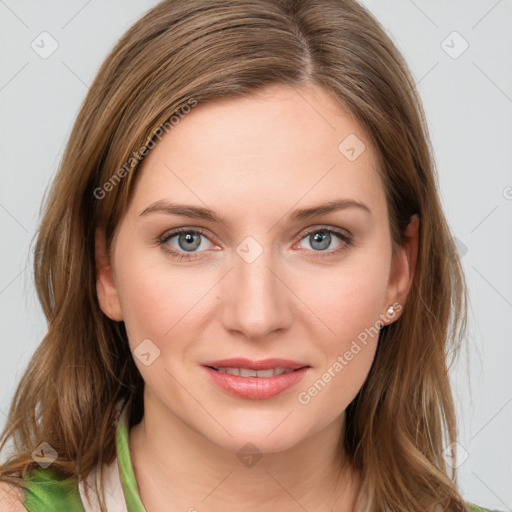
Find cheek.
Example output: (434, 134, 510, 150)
(295, 264, 387, 416)
(114, 254, 205, 348)
(293, 249, 390, 409)
(300, 255, 391, 346)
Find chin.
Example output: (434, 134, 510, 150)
(199, 411, 311, 454)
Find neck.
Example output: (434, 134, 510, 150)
(129, 393, 361, 512)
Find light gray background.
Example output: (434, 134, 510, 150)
(1, 1, 511, 510)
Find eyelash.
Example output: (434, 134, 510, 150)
(156, 226, 353, 262)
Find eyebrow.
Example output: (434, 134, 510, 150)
(139, 198, 371, 223)
(139, 200, 224, 223)
(288, 199, 371, 222)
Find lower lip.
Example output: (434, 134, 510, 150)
(202, 366, 309, 400)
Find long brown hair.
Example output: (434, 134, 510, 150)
(0, 1, 468, 510)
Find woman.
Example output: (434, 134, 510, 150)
(0, 0, 501, 510)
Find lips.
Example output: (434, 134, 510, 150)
(202, 358, 308, 371)
(201, 358, 310, 400)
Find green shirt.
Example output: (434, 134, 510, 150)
(19, 402, 500, 511)
(22, 399, 144, 511)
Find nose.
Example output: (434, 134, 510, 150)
(220, 241, 293, 341)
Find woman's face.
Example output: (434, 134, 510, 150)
(97, 83, 412, 454)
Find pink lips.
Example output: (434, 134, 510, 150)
(203, 358, 307, 370)
(202, 358, 310, 400)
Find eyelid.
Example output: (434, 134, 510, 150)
(297, 224, 352, 241)
(156, 226, 219, 250)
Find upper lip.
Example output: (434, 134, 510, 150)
(202, 358, 309, 370)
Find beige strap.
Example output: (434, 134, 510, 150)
(78, 457, 128, 512)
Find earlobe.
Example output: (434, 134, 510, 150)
(95, 227, 123, 321)
(384, 214, 420, 320)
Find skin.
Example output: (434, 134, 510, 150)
(95, 83, 419, 511)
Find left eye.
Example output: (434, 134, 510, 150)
(158, 228, 214, 255)
(296, 228, 351, 253)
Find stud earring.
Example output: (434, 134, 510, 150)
(386, 305, 395, 315)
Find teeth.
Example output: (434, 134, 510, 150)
(239, 368, 257, 377)
(214, 367, 294, 377)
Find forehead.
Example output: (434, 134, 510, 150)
(129, 83, 386, 223)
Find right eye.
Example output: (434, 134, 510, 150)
(157, 227, 218, 261)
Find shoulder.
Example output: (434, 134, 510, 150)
(1, 468, 84, 511)
(468, 504, 505, 512)
(0, 480, 27, 511)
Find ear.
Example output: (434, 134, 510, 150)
(95, 227, 123, 321)
(383, 214, 419, 322)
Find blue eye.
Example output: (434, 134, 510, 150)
(306, 230, 336, 250)
(172, 231, 202, 251)
(157, 228, 213, 261)
(296, 227, 352, 257)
